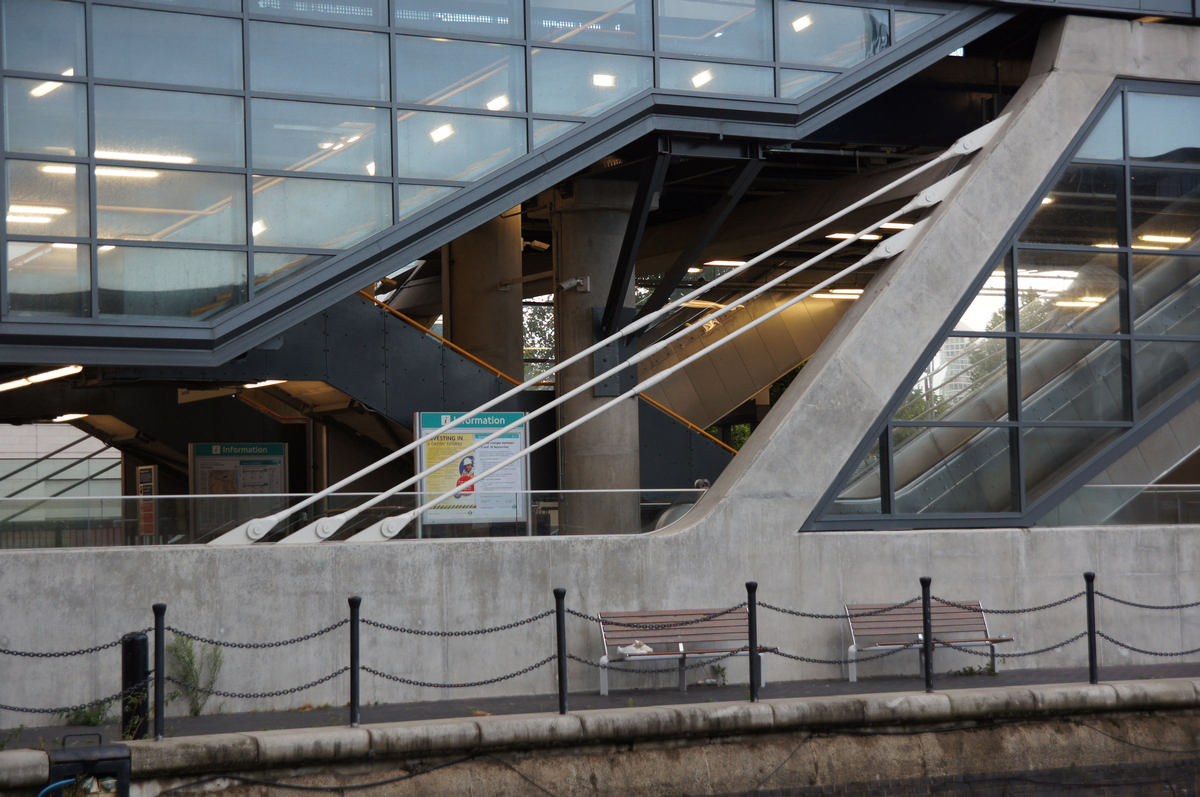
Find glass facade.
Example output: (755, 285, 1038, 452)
(822, 84, 1200, 525)
(2, 0, 950, 323)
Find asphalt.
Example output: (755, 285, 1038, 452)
(10, 661, 1200, 751)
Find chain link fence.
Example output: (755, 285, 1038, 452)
(5, 572, 1200, 736)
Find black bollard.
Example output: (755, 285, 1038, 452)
(554, 588, 568, 715)
(746, 582, 760, 703)
(921, 577, 934, 693)
(1085, 572, 1098, 684)
(121, 632, 149, 740)
(349, 596, 362, 727)
(153, 603, 165, 741)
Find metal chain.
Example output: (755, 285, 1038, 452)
(565, 604, 748, 629)
(362, 610, 553, 637)
(0, 636, 126, 659)
(931, 632, 1087, 659)
(1097, 631, 1200, 658)
(759, 597, 919, 621)
(770, 643, 918, 666)
(567, 648, 747, 674)
(1095, 591, 1200, 611)
(0, 678, 150, 715)
(932, 593, 1085, 615)
(166, 619, 348, 650)
(165, 669, 348, 700)
(362, 656, 554, 689)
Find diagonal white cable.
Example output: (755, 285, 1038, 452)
(346, 169, 968, 542)
(212, 115, 1003, 545)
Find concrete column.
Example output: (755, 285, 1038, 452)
(444, 210, 524, 381)
(551, 179, 641, 534)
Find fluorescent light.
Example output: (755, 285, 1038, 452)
(95, 150, 194, 165)
(0, 365, 83, 393)
(831, 288, 863, 294)
(95, 167, 158, 178)
(51, 243, 77, 249)
(1055, 300, 1100, 308)
(687, 266, 703, 273)
(99, 245, 116, 252)
(29, 69, 74, 98)
(9, 205, 67, 215)
(6, 215, 52, 224)
(41, 165, 78, 175)
(792, 15, 813, 32)
(1041, 196, 1054, 205)
(826, 232, 881, 241)
(1092, 243, 1119, 249)
(880, 222, 912, 230)
(690, 70, 713, 88)
(430, 124, 455, 143)
(242, 380, 285, 389)
(1079, 296, 1107, 303)
(812, 292, 858, 300)
(52, 414, 88, 422)
(1139, 234, 1190, 244)
(252, 220, 267, 237)
(366, 161, 376, 176)
(704, 260, 746, 267)
(486, 95, 511, 111)
(592, 73, 616, 88)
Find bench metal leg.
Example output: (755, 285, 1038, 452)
(848, 645, 858, 682)
(678, 656, 687, 692)
(600, 655, 610, 696)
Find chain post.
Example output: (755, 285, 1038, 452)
(554, 588, 568, 715)
(153, 603, 166, 741)
(921, 576, 934, 693)
(349, 596, 362, 727)
(121, 632, 149, 740)
(1085, 572, 1098, 684)
(747, 582, 760, 703)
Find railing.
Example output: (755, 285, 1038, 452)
(5, 572, 1200, 740)
(0, 489, 710, 548)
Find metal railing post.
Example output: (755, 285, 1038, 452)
(921, 576, 934, 693)
(1085, 572, 1098, 684)
(554, 588, 568, 715)
(747, 581, 760, 703)
(153, 603, 166, 741)
(121, 632, 149, 740)
(349, 596, 362, 727)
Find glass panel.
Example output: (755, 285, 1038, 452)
(1076, 96, 1123, 161)
(98, 246, 246, 319)
(6, 160, 88, 237)
(1130, 166, 1200, 251)
(7, 241, 89, 317)
(1, 0, 85, 76)
(96, 167, 246, 245)
(1022, 426, 1122, 504)
(249, 22, 388, 101)
(780, 69, 835, 99)
(1134, 340, 1200, 415)
(952, 265, 1007, 332)
(895, 336, 1008, 423)
(657, 0, 771, 60)
(253, 252, 329, 295)
(531, 0, 650, 50)
(251, 175, 391, 249)
(1133, 253, 1200, 336)
(893, 425, 1014, 514)
(530, 49, 652, 116)
(397, 111, 525, 180)
(250, 0, 385, 24)
(778, 1, 890, 69)
(4, 78, 87, 157)
(1015, 250, 1121, 334)
(894, 11, 940, 40)
(93, 6, 242, 90)
(395, 37, 525, 112)
(1019, 337, 1128, 423)
(828, 436, 882, 515)
(1018, 163, 1122, 247)
(659, 60, 772, 97)
(1128, 92, 1200, 164)
(96, 87, 244, 169)
(392, 0, 523, 39)
(397, 184, 458, 221)
(252, 99, 390, 177)
(532, 120, 584, 147)
(138, 0, 240, 11)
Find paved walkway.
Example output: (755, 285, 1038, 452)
(9, 662, 1200, 751)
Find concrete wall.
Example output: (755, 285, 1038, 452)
(6, 16, 1200, 728)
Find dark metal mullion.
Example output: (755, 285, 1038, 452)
(1006, 250, 1024, 511)
(85, 1, 99, 320)
(880, 428, 895, 515)
(0, 21, 7, 321)
(1119, 92, 1138, 424)
(243, 7, 255, 302)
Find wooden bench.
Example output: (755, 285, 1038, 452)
(845, 600, 1013, 682)
(597, 607, 767, 695)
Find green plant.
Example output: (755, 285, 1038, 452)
(166, 634, 224, 717)
(949, 664, 996, 677)
(709, 664, 727, 686)
(0, 725, 25, 750)
(59, 700, 113, 727)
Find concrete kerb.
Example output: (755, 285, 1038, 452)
(8, 679, 1200, 791)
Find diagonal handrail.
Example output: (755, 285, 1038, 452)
(211, 115, 1004, 544)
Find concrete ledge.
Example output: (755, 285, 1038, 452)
(5, 679, 1200, 791)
